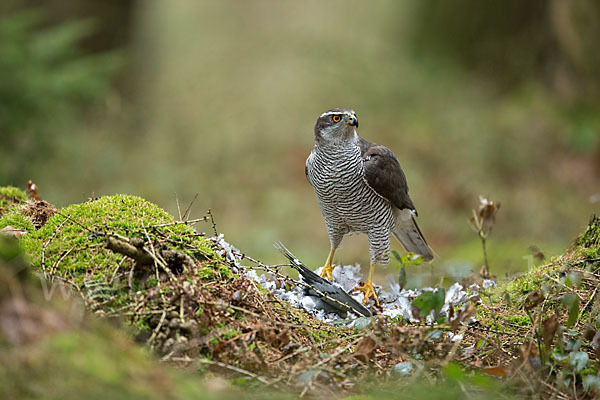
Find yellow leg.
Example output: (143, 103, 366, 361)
(319, 248, 337, 280)
(354, 264, 380, 306)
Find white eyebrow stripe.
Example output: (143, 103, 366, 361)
(319, 110, 353, 118)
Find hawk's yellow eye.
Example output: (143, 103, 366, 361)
(332, 115, 341, 123)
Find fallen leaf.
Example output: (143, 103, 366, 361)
(354, 336, 377, 362)
(483, 365, 510, 377)
(528, 245, 545, 262)
(524, 291, 543, 310)
(542, 314, 558, 348)
(0, 226, 28, 238)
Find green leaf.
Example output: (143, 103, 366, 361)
(443, 363, 465, 381)
(567, 272, 581, 288)
(399, 265, 407, 289)
(562, 294, 579, 328)
(393, 362, 413, 377)
(413, 288, 445, 318)
(393, 251, 424, 268)
(569, 351, 589, 373)
(583, 375, 600, 391)
(352, 317, 372, 332)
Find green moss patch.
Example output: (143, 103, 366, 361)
(0, 208, 35, 232)
(0, 186, 27, 215)
(461, 217, 600, 397)
(20, 194, 219, 284)
(576, 214, 600, 249)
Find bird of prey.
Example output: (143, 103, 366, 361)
(305, 108, 433, 305)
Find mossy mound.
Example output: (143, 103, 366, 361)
(461, 216, 600, 398)
(20, 194, 220, 285)
(0, 208, 35, 232)
(0, 234, 506, 400)
(0, 235, 284, 400)
(0, 185, 27, 215)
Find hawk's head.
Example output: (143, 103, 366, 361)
(314, 108, 358, 143)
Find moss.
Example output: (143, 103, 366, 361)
(574, 246, 599, 260)
(0, 185, 27, 210)
(0, 315, 281, 400)
(20, 195, 218, 282)
(14, 195, 223, 317)
(198, 266, 215, 280)
(0, 208, 35, 232)
(499, 261, 561, 297)
(575, 214, 600, 249)
(502, 314, 531, 326)
(220, 327, 242, 340)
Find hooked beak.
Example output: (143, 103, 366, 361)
(347, 115, 358, 128)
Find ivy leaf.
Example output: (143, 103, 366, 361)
(393, 361, 413, 377)
(562, 294, 579, 328)
(583, 375, 600, 391)
(413, 288, 446, 319)
(569, 351, 589, 373)
(398, 265, 407, 290)
(393, 251, 424, 268)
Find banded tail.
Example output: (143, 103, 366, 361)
(393, 208, 434, 261)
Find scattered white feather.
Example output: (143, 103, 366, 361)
(210, 235, 490, 340)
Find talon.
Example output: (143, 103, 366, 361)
(354, 281, 380, 306)
(319, 248, 337, 280)
(320, 263, 337, 280)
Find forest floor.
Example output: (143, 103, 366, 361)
(1, 185, 599, 399)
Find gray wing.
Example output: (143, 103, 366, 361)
(274, 242, 372, 317)
(358, 137, 416, 213)
(358, 137, 433, 261)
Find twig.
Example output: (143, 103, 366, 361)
(539, 379, 571, 400)
(41, 218, 69, 279)
(151, 217, 208, 228)
(56, 212, 98, 234)
(49, 244, 76, 276)
(543, 273, 584, 302)
(311, 338, 359, 370)
(109, 256, 128, 285)
(196, 359, 271, 385)
(175, 193, 182, 221)
(128, 263, 136, 297)
(182, 193, 199, 221)
(442, 324, 469, 366)
(575, 287, 597, 330)
(207, 209, 218, 236)
(147, 310, 167, 347)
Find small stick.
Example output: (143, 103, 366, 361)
(146, 310, 167, 347)
(207, 209, 218, 236)
(175, 192, 182, 221)
(50, 244, 77, 275)
(151, 217, 208, 228)
(196, 359, 271, 385)
(41, 218, 69, 279)
(182, 193, 199, 221)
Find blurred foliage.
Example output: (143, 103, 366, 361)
(411, 0, 600, 161)
(0, 8, 121, 184)
(411, 0, 600, 104)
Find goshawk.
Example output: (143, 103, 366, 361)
(305, 108, 433, 305)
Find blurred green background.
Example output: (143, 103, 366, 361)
(1, 1, 599, 284)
